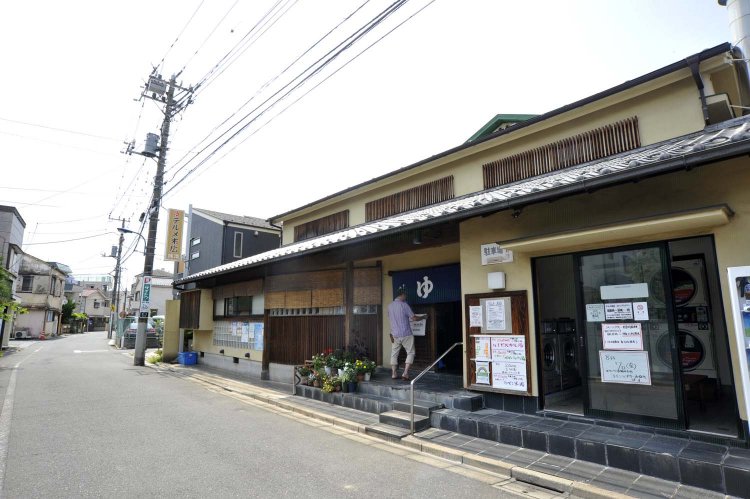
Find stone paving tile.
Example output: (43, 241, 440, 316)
(589, 467, 640, 495)
(479, 443, 517, 460)
(458, 438, 495, 454)
(556, 460, 606, 483)
(504, 447, 546, 468)
(673, 483, 728, 499)
(626, 474, 679, 498)
(530, 454, 574, 475)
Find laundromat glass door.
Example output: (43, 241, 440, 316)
(578, 245, 680, 423)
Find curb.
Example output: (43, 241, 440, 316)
(151, 364, 629, 498)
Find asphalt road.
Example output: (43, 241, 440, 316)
(0, 333, 521, 498)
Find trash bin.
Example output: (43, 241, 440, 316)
(177, 352, 198, 365)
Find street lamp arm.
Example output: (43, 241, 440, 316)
(117, 227, 147, 252)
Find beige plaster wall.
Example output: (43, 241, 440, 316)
(162, 300, 180, 362)
(459, 156, 750, 416)
(279, 73, 708, 238)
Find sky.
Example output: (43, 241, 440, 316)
(0, 0, 733, 292)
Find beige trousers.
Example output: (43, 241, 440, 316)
(391, 334, 416, 367)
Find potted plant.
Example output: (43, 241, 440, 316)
(298, 365, 311, 385)
(312, 352, 326, 372)
(340, 367, 354, 393)
(362, 359, 376, 381)
(322, 376, 335, 393)
(354, 360, 367, 382)
(325, 351, 339, 376)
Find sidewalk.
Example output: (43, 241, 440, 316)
(148, 362, 735, 499)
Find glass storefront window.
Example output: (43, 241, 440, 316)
(580, 246, 679, 421)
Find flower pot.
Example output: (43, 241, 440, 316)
(356, 373, 365, 382)
(364, 372, 371, 382)
(338, 368, 345, 376)
(347, 381, 357, 393)
(342, 382, 350, 393)
(324, 366, 332, 376)
(313, 380, 321, 388)
(300, 378, 308, 385)
(335, 385, 341, 392)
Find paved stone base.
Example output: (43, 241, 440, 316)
(433, 407, 750, 496)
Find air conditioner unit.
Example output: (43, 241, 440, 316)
(706, 93, 735, 124)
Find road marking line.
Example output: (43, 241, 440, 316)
(0, 349, 38, 498)
(73, 350, 110, 353)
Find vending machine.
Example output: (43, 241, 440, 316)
(727, 266, 750, 420)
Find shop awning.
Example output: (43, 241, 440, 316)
(176, 116, 750, 286)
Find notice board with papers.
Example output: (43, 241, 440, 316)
(465, 290, 531, 396)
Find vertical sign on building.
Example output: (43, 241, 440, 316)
(139, 276, 152, 317)
(164, 208, 185, 261)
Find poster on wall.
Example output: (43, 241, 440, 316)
(485, 299, 506, 330)
(241, 322, 250, 343)
(469, 306, 483, 327)
(475, 336, 491, 361)
(475, 361, 490, 384)
(599, 350, 651, 385)
(253, 323, 264, 350)
(491, 361, 527, 391)
(601, 323, 643, 350)
(491, 336, 526, 362)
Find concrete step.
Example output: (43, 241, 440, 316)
(392, 399, 444, 417)
(379, 410, 431, 432)
(365, 423, 412, 442)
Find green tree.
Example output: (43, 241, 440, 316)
(61, 298, 76, 324)
(0, 257, 27, 322)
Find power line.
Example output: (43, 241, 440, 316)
(22, 232, 113, 246)
(177, 0, 241, 76)
(155, 0, 206, 73)
(164, 0, 413, 195)
(166, 0, 437, 198)
(191, 0, 294, 95)
(0, 116, 121, 141)
(165, 0, 372, 178)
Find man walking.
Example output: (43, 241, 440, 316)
(387, 287, 424, 381)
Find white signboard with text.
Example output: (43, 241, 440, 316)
(599, 350, 651, 385)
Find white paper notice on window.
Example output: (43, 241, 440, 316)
(604, 302, 633, 320)
(475, 336, 491, 361)
(486, 299, 506, 331)
(632, 302, 649, 321)
(469, 306, 483, 327)
(586, 303, 605, 322)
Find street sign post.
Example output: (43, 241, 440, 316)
(139, 276, 152, 318)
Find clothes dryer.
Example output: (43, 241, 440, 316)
(672, 257, 709, 308)
(541, 320, 561, 395)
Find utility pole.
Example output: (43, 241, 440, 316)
(107, 218, 127, 340)
(133, 72, 193, 366)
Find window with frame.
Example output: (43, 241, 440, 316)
(191, 251, 200, 260)
(191, 237, 201, 246)
(50, 278, 57, 296)
(94, 300, 100, 309)
(21, 276, 33, 292)
(46, 310, 55, 322)
(224, 296, 252, 317)
(233, 232, 243, 258)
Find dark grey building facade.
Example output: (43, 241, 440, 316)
(186, 207, 280, 277)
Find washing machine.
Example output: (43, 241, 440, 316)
(557, 319, 581, 390)
(672, 257, 709, 308)
(541, 320, 561, 395)
(654, 325, 717, 379)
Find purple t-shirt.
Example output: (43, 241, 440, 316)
(388, 299, 415, 338)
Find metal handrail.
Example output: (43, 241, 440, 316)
(410, 342, 463, 434)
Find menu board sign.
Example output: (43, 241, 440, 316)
(490, 335, 527, 392)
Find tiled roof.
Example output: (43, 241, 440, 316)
(193, 207, 277, 231)
(177, 116, 750, 285)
